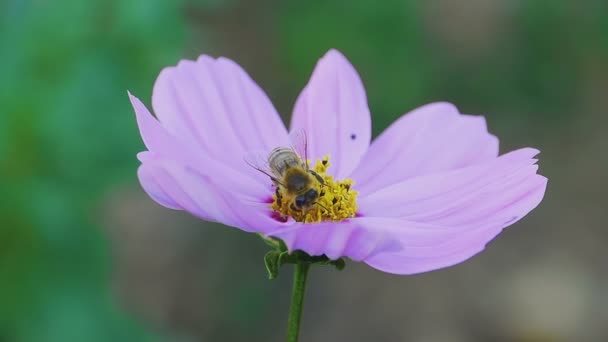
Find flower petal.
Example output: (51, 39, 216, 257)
(355, 148, 547, 274)
(364, 178, 545, 274)
(358, 148, 543, 221)
(138, 161, 181, 210)
(363, 219, 520, 275)
(151, 55, 289, 169)
(266, 217, 403, 261)
(129, 93, 270, 199)
(138, 155, 289, 234)
(290, 49, 371, 178)
(129, 91, 191, 164)
(350, 102, 499, 195)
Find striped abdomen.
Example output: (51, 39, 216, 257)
(268, 147, 303, 177)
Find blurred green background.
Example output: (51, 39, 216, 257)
(1, 0, 607, 341)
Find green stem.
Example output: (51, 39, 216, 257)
(286, 262, 310, 342)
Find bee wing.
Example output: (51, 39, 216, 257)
(243, 150, 283, 185)
(289, 129, 309, 169)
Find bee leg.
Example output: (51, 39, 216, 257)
(275, 187, 283, 207)
(308, 170, 325, 185)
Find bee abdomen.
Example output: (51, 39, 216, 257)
(268, 147, 302, 175)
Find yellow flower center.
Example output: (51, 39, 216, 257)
(271, 156, 358, 223)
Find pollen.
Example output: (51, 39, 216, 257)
(271, 156, 358, 223)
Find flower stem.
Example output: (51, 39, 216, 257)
(286, 262, 310, 342)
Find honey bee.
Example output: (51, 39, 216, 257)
(268, 147, 325, 211)
(246, 131, 325, 215)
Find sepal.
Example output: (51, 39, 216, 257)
(260, 235, 346, 279)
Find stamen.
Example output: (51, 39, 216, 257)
(271, 156, 358, 223)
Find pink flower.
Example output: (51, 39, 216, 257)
(129, 49, 547, 275)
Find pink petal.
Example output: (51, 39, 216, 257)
(290, 49, 371, 178)
(129, 93, 270, 200)
(350, 102, 499, 195)
(138, 155, 289, 234)
(363, 183, 544, 274)
(266, 217, 403, 261)
(151, 55, 289, 170)
(355, 148, 547, 274)
(138, 161, 181, 210)
(358, 148, 541, 220)
(363, 220, 516, 275)
(129, 92, 193, 165)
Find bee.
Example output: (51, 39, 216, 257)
(246, 131, 325, 215)
(268, 147, 325, 212)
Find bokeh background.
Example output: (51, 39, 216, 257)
(1, 0, 607, 341)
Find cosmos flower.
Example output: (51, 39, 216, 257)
(128, 49, 547, 275)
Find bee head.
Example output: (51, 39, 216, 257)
(295, 188, 319, 209)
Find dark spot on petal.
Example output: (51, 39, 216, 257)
(332, 198, 338, 204)
(322, 159, 328, 165)
(350, 133, 357, 140)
